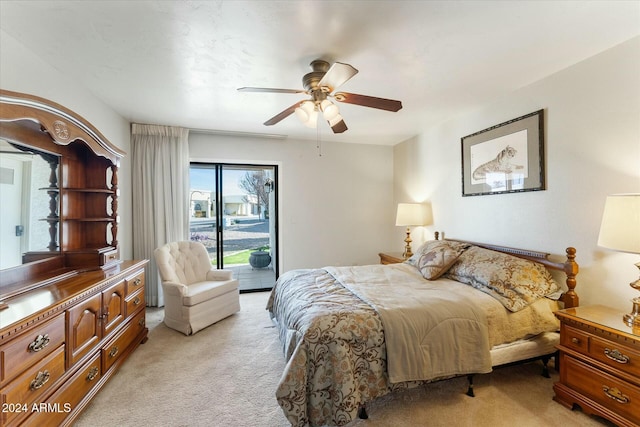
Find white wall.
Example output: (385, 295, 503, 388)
(394, 37, 640, 311)
(1, 26, 394, 273)
(189, 133, 395, 271)
(0, 30, 134, 259)
(4, 24, 637, 310)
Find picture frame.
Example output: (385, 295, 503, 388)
(461, 109, 544, 197)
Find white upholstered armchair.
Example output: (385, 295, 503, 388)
(154, 241, 240, 335)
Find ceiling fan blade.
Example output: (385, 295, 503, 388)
(238, 87, 306, 94)
(334, 92, 403, 112)
(317, 62, 358, 92)
(263, 102, 301, 126)
(329, 118, 348, 134)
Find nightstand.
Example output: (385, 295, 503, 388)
(378, 252, 406, 265)
(553, 305, 640, 427)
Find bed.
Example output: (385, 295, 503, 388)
(267, 235, 579, 427)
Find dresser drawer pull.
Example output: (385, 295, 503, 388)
(604, 348, 630, 364)
(138, 318, 145, 327)
(133, 278, 141, 287)
(603, 386, 630, 404)
(29, 370, 51, 390)
(86, 366, 99, 381)
(28, 334, 50, 352)
(133, 296, 141, 306)
(570, 337, 580, 345)
(109, 345, 119, 358)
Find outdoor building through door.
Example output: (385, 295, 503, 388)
(189, 163, 278, 292)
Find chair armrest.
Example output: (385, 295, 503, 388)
(161, 280, 188, 296)
(206, 269, 234, 281)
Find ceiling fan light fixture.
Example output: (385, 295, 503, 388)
(241, 59, 402, 134)
(320, 99, 339, 121)
(295, 100, 315, 122)
(303, 109, 318, 128)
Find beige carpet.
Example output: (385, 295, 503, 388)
(74, 292, 614, 427)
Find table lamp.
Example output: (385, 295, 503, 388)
(395, 203, 430, 259)
(597, 193, 640, 326)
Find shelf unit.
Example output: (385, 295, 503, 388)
(0, 89, 126, 295)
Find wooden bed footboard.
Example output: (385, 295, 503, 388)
(434, 231, 579, 308)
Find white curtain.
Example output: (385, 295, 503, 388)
(131, 124, 190, 307)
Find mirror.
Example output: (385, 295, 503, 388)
(0, 139, 60, 269)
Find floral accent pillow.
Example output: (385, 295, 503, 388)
(406, 240, 471, 280)
(445, 245, 560, 312)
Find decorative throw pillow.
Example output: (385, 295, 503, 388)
(445, 245, 560, 312)
(407, 240, 471, 280)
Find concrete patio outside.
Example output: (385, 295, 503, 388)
(227, 263, 275, 292)
(192, 216, 276, 292)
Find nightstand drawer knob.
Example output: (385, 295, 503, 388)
(571, 337, 580, 345)
(604, 348, 629, 364)
(603, 386, 630, 404)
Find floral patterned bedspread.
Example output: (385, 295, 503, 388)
(266, 267, 435, 427)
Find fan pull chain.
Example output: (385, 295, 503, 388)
(316, 126, 322, 157)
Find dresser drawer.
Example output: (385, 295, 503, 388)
(0, 345, 66, 426)
(563, 354, 640, 424)
(24, 352, 102, 427)
(560, 323, 590, 353)
(0, 314, 65, 387)
(125, 270, 144, 296)
(102, 309, 146, 373)
(125, 287, 145, 318)
(589, 336, 640, 380)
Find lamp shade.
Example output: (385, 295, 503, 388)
(320, 99, 339, 121)
(303, 109, 318, 128)
(597, 193, 640, 254)
(395, 203, 430, 226)
(295, 100, 314, 122)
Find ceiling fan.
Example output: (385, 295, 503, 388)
(237, 59, 403, 134)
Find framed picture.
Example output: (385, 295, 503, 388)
(461, 109, 544, 197)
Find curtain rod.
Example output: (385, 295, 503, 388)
(189, 128, 287, 140)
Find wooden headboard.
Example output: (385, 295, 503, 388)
(434, 231, 579, 308)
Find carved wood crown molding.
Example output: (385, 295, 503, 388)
(0, 89, 125, 165)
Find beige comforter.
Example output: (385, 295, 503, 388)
(325, 264, 492, 383)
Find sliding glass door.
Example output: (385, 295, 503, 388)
(189, 163, 277, 292)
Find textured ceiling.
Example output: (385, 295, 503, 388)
(1, 1, 638, 145)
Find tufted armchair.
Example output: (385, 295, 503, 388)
(154, 241, 240, 335)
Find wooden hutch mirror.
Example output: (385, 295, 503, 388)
(0, 138, 60, 269)
(0, 89, 125, 301)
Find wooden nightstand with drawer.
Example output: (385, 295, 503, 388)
(378, 252, 406, 265)
(554, 305, 640, 427)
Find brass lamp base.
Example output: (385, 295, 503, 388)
(623, 297, 640, 327)
(402, 226, 413, 259)
(624, 273, 640, 327)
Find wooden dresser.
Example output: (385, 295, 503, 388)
(554, 305, 640, 427)
(0, 260, 148, 426)
(0, 90, 149, 425)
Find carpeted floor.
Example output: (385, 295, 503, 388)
(74, 292, 614, 427)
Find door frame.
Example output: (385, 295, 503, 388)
(189, 161, 280, 282)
